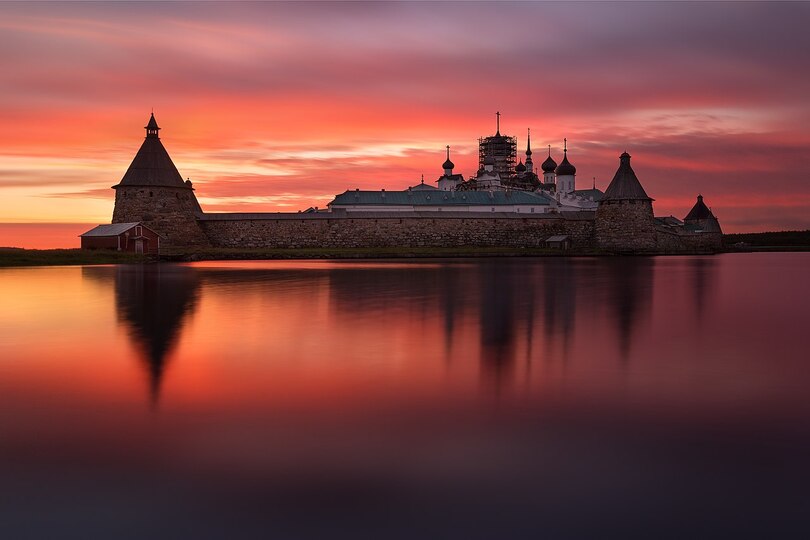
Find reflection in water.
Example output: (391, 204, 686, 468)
(604, 258, 654, 362)
(4, 255, 809, 537)
(689, 256, 717, 321)
(83, 258, 669, 399)
(114, 266, 199, 404)
(478, 262, 517, 390)
(542, 258, 577, 362)
(82, 265, 201, 405)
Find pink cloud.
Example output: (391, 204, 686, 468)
(0, 2, 808, 234)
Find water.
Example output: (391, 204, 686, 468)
(1, 254, 808, 538)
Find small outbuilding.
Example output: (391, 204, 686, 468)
(80, 222, 161, 254)
(545, 235, 571, 250)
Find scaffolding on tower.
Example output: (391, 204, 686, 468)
(478, 134, 517, 177)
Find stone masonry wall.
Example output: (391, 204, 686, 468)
(112, 186, 210, 247)
(656, 228, 723, 253)
(199, 214, 597, 250)
(595, 200, 657, 252)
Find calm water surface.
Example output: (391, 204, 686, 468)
(1, 254, 809, 538)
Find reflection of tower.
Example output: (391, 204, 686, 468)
(114, 265, 200, 405)
(478, 262, 517, 390)
(604, 258, 654, 362)
(688, 257, 717, 322)
(437, 264, 466, 358)
(542, 259, 577, 359)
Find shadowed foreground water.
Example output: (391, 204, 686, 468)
(1, 254, 809, 538)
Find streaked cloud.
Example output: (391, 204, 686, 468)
(0, 1, 808, 232)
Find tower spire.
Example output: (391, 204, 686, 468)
(564, 137, 567, 153)
(496, 111, 500, 136)
(446, 145, 450, 161)
(526, 128, 532, 156)
(145, 113, 160, 139)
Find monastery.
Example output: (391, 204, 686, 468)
(80, 114, 722, 254)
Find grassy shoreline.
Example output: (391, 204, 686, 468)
(0, 245, 751, 267)
(1, 246, 601, 266)
(5, 229, 809, 266)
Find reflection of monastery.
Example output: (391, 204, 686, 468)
(83, 114, 723, 253)
(83, 257, 713, 403)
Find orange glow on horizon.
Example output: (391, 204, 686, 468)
(1, 2, 809, 242)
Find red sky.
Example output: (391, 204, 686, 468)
(1, 1, 809, 243)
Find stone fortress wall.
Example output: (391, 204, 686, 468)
(198, 212, 598, 250)
(109, 115, 723, 254)
(194, 210, 720, 253)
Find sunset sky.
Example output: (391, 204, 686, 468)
(1, 1, 809, 243)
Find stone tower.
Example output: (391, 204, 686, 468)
(595, 152, 657, 252)
(684, 194, 722, 234)
(112, 114, 209, 247)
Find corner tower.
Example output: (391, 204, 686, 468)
(112, 114, 209, 247)
(595, 152, 657, 252)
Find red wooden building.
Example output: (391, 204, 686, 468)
(80, 222, 161, 254)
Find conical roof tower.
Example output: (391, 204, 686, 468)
(115, 113, 188, 188)
(684, 194, 714, 221)
(601, 152, 652, 201)
(684, 194, 722, 233)
(596, 151, 657, 252)
(111, 114, 208, 247)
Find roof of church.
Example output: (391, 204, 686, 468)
(601, 152, 652, 201)
(684, 195, 716, 221)
(114, 115, 188, 189)
(329, 189, 551, 207)
(573, 188, 604, 202)
(409, 182, 440, 191)
(541, 154, 557, 172)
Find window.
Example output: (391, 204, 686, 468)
(135, 226, 142, 236)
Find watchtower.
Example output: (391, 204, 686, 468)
(111, 114, 209, 247)
(595, 152, 657, 252)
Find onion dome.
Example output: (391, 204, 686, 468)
(541, 153, 557, 174)
(515, 160, 526, 173)
(555, 153, 576, 176)
(442, 145, 454, 170)
(555, 139, 576, 175)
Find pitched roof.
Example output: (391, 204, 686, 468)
(573, 188, 604, 202)
(684, 195, 716, 221)
(114, 116, 188, 188)
(409, 183, 440, 191)
(80, 222, 141, 237)
(329, 189, 551, 207)
(601, 152, 652, 201)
